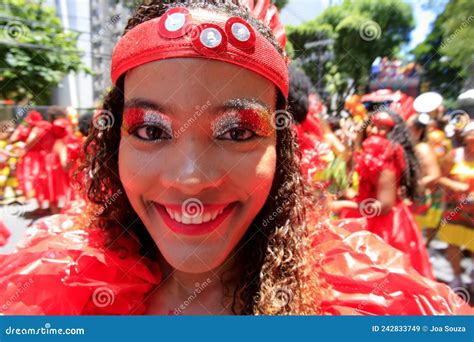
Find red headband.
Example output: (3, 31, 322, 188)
(111, 6, 289, 97)
(372, 112, 395, 128)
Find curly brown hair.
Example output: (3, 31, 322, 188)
(77, 0, 324, 315)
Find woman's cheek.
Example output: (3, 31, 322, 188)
(118, 140, 155, 195)
(230, 144, 276, 200)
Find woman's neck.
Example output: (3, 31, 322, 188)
(145, 257, 237, 315)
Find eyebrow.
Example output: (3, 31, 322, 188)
(124, 97, 272, 115)
(123, 98, 165, 112)
(219, 98, 272, 113)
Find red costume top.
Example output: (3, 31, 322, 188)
(0, 207, 471, 315)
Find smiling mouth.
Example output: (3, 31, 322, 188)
(152, 202, 237, 236)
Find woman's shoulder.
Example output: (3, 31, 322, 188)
(312, 219, 473, 315)
(0, 207, 160, 315)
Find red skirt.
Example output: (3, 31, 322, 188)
(340, 202, 434, 279)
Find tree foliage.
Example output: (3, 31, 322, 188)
(438, 0, 474, 69)
(0, 0, 90, 104)
(286, 0, 414, 110)
(412, 10, 462, 100)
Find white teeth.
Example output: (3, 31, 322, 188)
(192, 216, 202, 224)
(162, 205, 228, 224)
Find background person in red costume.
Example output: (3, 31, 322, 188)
(0, 0, 471, 316)
(288, 65, 349, 196)
(333, 110, 434, 279)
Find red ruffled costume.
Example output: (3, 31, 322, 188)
(341, 136, 434, 279)
(295, 94, 328, 183)
(0, 208, 471, 315)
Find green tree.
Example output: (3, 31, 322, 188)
(438, 0, 474, 70)
(412, 10, 463, 101)
(0, 0, 90, 104)
(286, 0, 414, 111)
(273, 0, 288, 10)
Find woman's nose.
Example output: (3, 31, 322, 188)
(159, 137, 223, 195)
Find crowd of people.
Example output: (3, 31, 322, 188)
(0, 107, 91, 215)
(0, 0, 472, 316)
(290, 65, 473, 294)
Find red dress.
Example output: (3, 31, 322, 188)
(0, 206, 470, 315)
(27, 121, 56, 205)
(15, 111, 45, 197)
(44, 119, 76, 205)
(14, 124, 33, 196)
(341, 136, 434, 279)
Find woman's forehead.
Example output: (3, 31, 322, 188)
(124, 58, 277, 110)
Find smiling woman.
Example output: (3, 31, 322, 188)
(0, 0, 472, 316)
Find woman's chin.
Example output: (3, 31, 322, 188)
(162, 251, 227, 274)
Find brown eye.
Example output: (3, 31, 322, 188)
(133, 125, 172, 141)
(218, 127, 255, 141)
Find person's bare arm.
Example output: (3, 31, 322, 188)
(438, 177, 470, 193)
(329, 200, 358, 213)
(377, 169, 397, 215)
(53, 140, 69, 170)
(416, 143, 441, 188)
(438, 149, 469, 192)
(24, 127, 41, 149)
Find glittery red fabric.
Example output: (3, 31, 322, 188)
(111, 6, 289, 97)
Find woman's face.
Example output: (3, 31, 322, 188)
(119, 58, 277, 273)
(368, 123, 391, 138)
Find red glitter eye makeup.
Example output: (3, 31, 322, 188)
(211, 109, 274, 138)
(121, 108, 173, 136)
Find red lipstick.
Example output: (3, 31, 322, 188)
(153, 202, 237, 236)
